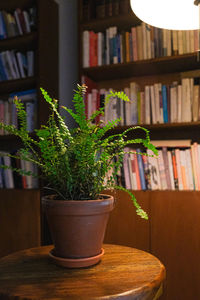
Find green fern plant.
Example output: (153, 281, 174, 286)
(0, 84, 158, 219)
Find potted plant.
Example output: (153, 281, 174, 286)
(0, 84, 157, 268)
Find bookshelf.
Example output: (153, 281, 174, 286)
(79, 1, 200, 299)
(0, 0, 58, 257)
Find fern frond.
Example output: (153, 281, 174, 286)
(113, 185, 148, 219)
(40, 88, 73, 142)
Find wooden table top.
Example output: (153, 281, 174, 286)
(0, 244, 165, 300)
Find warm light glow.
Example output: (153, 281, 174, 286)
(130, 0, 199, 30)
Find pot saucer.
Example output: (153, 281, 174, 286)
(48, 248, 104, 268)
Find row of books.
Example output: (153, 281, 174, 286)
(121, 140, 200, 191)
(0, 89, 37, 134)
(0, 7, 36, 39)
(82, 0, 131, 21)
(82, 24, 199, 67)
(0, 151, 38, 189)
(0, 50, 34, 81)
(82, 75, 200, 125)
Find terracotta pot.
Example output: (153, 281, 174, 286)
(42, 194, 114, 268)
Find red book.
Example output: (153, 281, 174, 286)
(89, 31, 98, 67)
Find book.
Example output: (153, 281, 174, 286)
(171, 149, 179, 190)
(175, 148, 183, 190)
(2, 153, 14, 188)
(23, 10, 31, 33)
(162, 85, 168, 123)
(123, 147, 131, 189)
(157, 149, 167, 190)
(162, 147, 172, 189)
(144, 85, 151, 124)
(83, 30, 90, 68)
(167, 150, 175, 190)
(136, 149, 146, 190)
(132, 152, 141, 190)
(27, 51, 34, 76)
(185, 148, 194, 190)
(130, 82, 139, 124)
(147, 149, 161, 190)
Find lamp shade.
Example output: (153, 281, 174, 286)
(130, 0, 199, 30)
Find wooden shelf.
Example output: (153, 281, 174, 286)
(0, 77, 36, 94)
(81, 12, 141, 31)
(108, 122, 200, 142)
(0, 32, 37, 51)
(0, 0, 35, 10)
(82, 53, 200, 81)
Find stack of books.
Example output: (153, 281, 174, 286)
(82, 23, 198, 67)
(119, 140, 200, 191)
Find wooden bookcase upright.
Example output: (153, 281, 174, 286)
(78, 1, 200, 300)
(0, 0, 59, 258)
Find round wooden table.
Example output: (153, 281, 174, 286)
(0, 244, 165, 300)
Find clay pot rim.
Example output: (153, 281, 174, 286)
(42, 194, 114, 203)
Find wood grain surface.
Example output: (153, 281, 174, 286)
(0, 244, 165, 300)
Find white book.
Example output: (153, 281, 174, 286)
(167, 151, 175, 190)
(185, 148, 195, 190)
(181, 78, 192, 122)
(82, 30, 89, 68)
